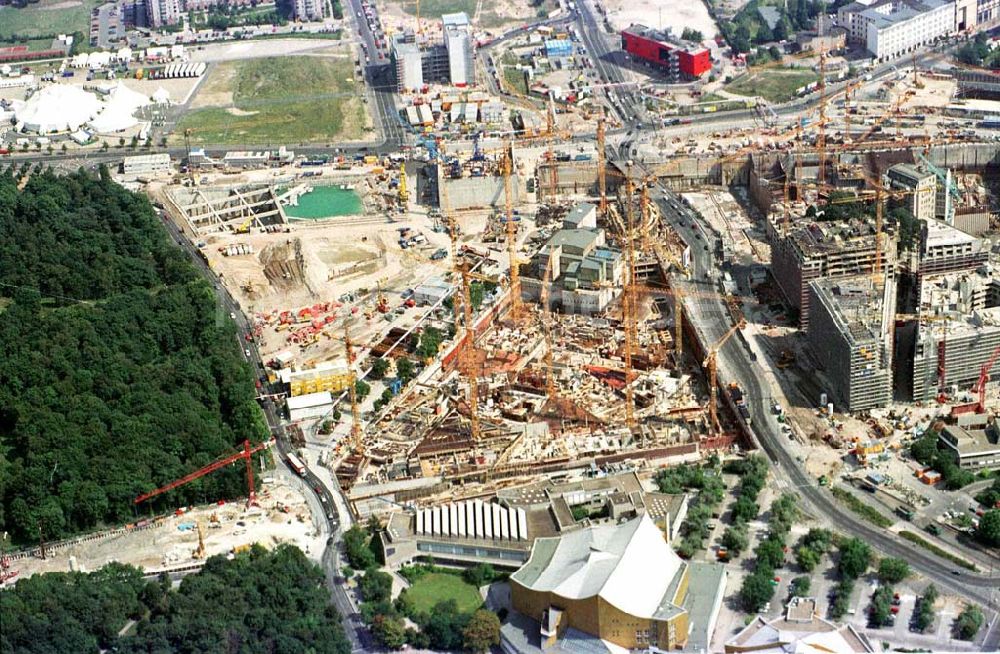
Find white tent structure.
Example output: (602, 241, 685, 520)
(13, 85, 102, 133)
(88, 82, 150, 134)
(152, 87, 171, 104)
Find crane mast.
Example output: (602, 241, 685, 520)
(597, 111, 608, 217)
(503, 142, 523, 324)
(343, 320, 363, 454)
(703, 320, 745, 435)
(622, 178, 638, 431)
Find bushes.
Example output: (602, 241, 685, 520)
(343, 525, 378, 570)
(829, 579, 855, 620)
(657, 459, 725, 557)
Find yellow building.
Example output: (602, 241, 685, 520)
(508, 514, 721, 651)
(286, 362, 353, 397)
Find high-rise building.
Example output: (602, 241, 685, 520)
(442, 12, 473, 87)
(292, 0, 325, 21)
(146, 0, 181, 28)
(807, 276, 895, 412)
(884, 163, 937, 223)
(392, 34, 424, 92)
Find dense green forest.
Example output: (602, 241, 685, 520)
(0, 167, 268, 545)
(1, 545, 351, 654)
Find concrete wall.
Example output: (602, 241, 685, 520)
(441, 173, 522, 211)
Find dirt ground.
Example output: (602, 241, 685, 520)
(188, 38, 345, 64)
(7, 476, 322, 581)
(604, 0, 719, 39)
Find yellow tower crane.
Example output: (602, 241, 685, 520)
(342, 320, 364, 454)
(597, 110, 608, 218)
(502, 141, 525, 325)
(622, 177, 639, 431)
(539, 247, 559, 400)
(702, 319, 746, 435)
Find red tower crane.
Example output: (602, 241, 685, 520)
(134, 439, 272, 506)
(951, 345, 1000, 417)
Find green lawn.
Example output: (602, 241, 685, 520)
(177, 55, 365, 145)
(0, 0, 99, 39)
(400, 0, 477, 18)
(724, 68, 819, 104)
(405, 573, 483, 614)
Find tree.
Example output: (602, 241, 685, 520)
(774, 18, 789, 41)
(397, 357, 415, 382)
(359, 569, 393, 603)
(421, 600, 469, 650)
(372, 613, 407, 649)
(976, 509, 1000, 546)
(830, 579, 854, 619)
(681, 27, 704, 41)
(755, 21, 774, 44)
(740, 571, 775, 612)
(343, 526, 377, 570)
(355, 379, 371, 400)
(721, 524, 749, 555)
(870, 585, 894, 627)
(118, 137, 125, 148)
(732, 495, 760, 523)
(795, 545, 820, 572)
(790, 576, 810, 597)
(838, 538, 870, 580)
(464, 563, 496, 587)
(370, 357, 389, 379)
(756, 536, 785, 569)
(955, 603, 984, 640)
(913, 584, 938, 633)
(463, 609, 501, 653)
(877, 558, 909, 584)
(101, 140, 109, 151)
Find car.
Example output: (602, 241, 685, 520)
(244, 348, 251, 357)
(229, 312, 236, 320)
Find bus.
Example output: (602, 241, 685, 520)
(286, 453, 306, 476)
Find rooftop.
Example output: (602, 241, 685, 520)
(510, 514, 684, 620)
(726, 613, 875, 653)
(861, 0, 950, 29)
(622, 23, 708, 53)
(811, 276, 890, 345)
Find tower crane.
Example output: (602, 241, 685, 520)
(952, 344, 1000, 415)
(597, 110, 608, 218)
(545, 93, 559, 201)
(622, 177, 639, 431)
(703, 319, 746, 435)
(539, 247, 559, 400)
(502, 141, 525, 325)
(134, 439, 272, 507)
(342, 320, 364, 454)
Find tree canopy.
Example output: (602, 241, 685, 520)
(0, 168, 268, 543)
(1, 545, 350, 654)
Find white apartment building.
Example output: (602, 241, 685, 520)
(443, 12, 474, 87)
(146, 0, 182, 27)
(862, 0, 954, 60)
(292, 0, 325, 21)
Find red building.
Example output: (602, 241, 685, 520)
(621, 25, 711, 79)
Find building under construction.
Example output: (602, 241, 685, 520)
(910, 270, 1000, 402)
(770, 217, 894, 330)
(807, 276, 895, 412)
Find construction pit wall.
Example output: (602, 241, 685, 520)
(747, 141, 1000, 219)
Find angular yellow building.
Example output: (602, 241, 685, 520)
(509, 514, 717, 651)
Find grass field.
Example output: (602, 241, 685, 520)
(724, 68, 818, 104)
(400, 0, 476, 18)
(830, 487, 894, 528)
(404, 573, 482, 614)
(0, 0, 99, 39)
(177, 55, 366, 145)
(900, 531, 978, 571)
